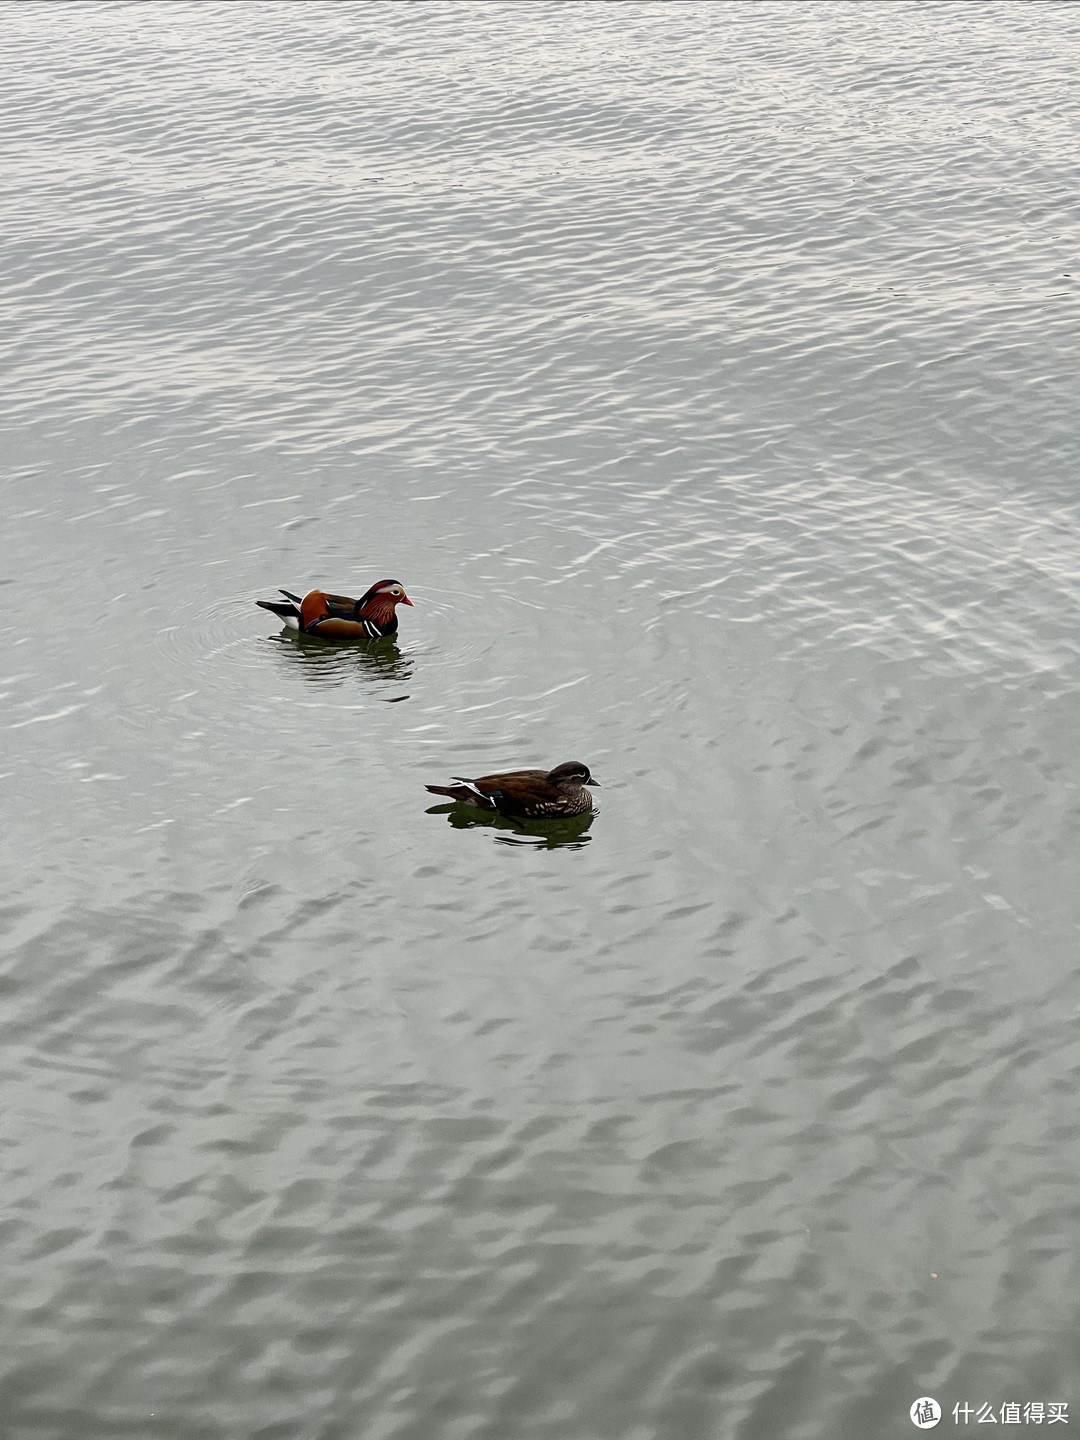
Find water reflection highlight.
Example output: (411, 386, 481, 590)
(425, 803, 596, 849)
(265, 630, 414, 689)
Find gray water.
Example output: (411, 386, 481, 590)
(2, 2, 1079, 1436)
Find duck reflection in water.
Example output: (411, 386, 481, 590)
(266, 630, 414, 689)
(425, 803, 595, 850)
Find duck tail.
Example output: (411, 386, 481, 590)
(425, 784, 492, 808)
(257, 598, 302, 624)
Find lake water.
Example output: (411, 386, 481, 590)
(3, 2, 1079, 1436)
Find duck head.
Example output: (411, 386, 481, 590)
(547, 761, 599, 789)
(356, 579, 413, 624)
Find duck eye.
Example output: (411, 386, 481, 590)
(391, 587, 402, 596)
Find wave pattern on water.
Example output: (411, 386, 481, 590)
(2, 3, 1080, 1438)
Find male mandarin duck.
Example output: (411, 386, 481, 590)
(425, 761, 599, 819)
(256, 580, 412, 639)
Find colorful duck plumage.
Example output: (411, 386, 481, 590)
(257, 581, 412, 639)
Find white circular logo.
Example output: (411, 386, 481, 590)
(910, 1398, 941, 1429)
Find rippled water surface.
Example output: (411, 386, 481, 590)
(3, 2, 1080, 1436)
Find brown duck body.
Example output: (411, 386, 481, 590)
(425, 761, 599, 819)
(256, 581, 412, 639)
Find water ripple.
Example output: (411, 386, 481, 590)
(3, 2, 1080, 1436)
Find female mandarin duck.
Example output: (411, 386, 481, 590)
(425, 761, 599, 819)
(257, 580, 412, 639)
